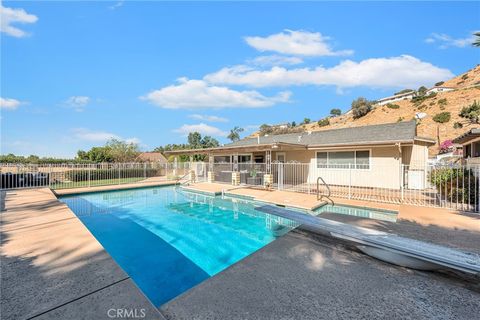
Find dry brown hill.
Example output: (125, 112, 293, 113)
(251, 65, 480, 156)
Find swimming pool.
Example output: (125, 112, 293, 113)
(59, 186, 298, 306)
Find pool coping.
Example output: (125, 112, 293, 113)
(0, 188, 166, 320)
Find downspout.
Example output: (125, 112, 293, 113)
(396, 142, 404, 200)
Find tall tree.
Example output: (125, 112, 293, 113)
(188, 132, 202, 149)
(227, 126, 244, 142)
(473, 32, 480, 47)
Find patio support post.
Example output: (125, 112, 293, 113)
(174, 156, 178, 177)
(266, 150, 271, 174)
(208, 154, 214, 183)
(264, 150, 273, 189)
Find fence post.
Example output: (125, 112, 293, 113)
(49, 164, 52, 189)
(348, 163, 352, 199)
(88, 164, 91, 188)
(400, 164, 404, 202)
(144, 163, 147, 179)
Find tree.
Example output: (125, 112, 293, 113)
(417, 86, 428, 96)
(105, 139, 140, 162)
(187, 132, 202, 149)
(77, 150, 88, 160)
(351, 97, 373, 119)
(473, 32, 480, 47)
(227, 126, 244, 142)
(330, 108, 341, 116)
(201, 135, 220, 148)
(459, 100, 480, 124)
(302, 118, 311, 125)
(291, 121, 296, 127)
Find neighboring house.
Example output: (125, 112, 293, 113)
(426, 86, 455, 94)
(376, 91, 416, 106)
(136, 152, 168, 163)
(166, 121, 435, 190)
(453, 128, 480, 165)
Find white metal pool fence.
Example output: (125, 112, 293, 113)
(0, 162, 204, 190)
(1, 161, 479, 213)
(211, 162, 480, 213)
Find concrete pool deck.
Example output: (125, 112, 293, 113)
(2, 185, 479, 319)
(0, 188, 165, 320)
(162, 230, 480, 320)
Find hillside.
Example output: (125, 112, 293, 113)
(251, 65, 480, 156)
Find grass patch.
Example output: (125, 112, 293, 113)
(51, 177, 146, 189)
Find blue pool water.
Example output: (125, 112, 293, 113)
(59, 186, 298, 306)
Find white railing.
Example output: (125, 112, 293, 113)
(211, 162, 480, 213)
(0, 162, 206, 190)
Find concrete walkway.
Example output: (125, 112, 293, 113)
(162, 230, 480, 320)
(0, 188, 165, 320)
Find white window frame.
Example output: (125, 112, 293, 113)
(237, 153, 253, 163)
(275, 152, 286, 163)
(315, 149, 371, 170)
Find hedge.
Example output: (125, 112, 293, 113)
(65, 168, 160, 182)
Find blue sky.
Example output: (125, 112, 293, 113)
(1, 1, 479, 157)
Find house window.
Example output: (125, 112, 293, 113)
(238, 155, 251, 163)
(316, 150, 370, 169)
(214, 155, 231, 163)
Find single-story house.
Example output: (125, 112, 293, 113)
(376, 91, 416, 106)
(166, 121, 436, 190)
(426, 86, 455, 94)
(453, 128, 480, 165)
(136, 152, 168, 164)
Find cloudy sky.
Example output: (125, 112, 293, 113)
(1, 1, 479, 157)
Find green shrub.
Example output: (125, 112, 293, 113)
(397, 117, 404, 122)
(429, 167, 478, 203)
(433, 112, 451, 123)
(394, 89, 414, 95)
(435, 81, 444, 86)
(438, 98, 447, 106)
(65, 168, 159, 182)
(459, 100, 480, 124)
(386, 103, 400, 109)
(351, 97, 373, 119)
(453, 122, 463, 129)
(317, 118, 330, 127)
(461, 74, 469, 80)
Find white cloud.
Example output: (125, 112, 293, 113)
(65, 96, 90, 111)
(0, 97, 23, 110)
(189, 114, 229, 122)
(0, 3, 38, 37)
(109, 1, 124, 10)
(248, 55, 303, 66)
(141, 78, 291, 109)
(205, 55, 454, 89)
(425, 32, 477, 49)
(244, 30, 353, 57)
(173, 123, 227, 137)
(72, 128, 140, 144)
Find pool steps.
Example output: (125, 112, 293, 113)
(256, 205, 480, 275)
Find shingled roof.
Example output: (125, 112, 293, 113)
(164, 121, 434, 155)
(226, 120, 430, 148)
